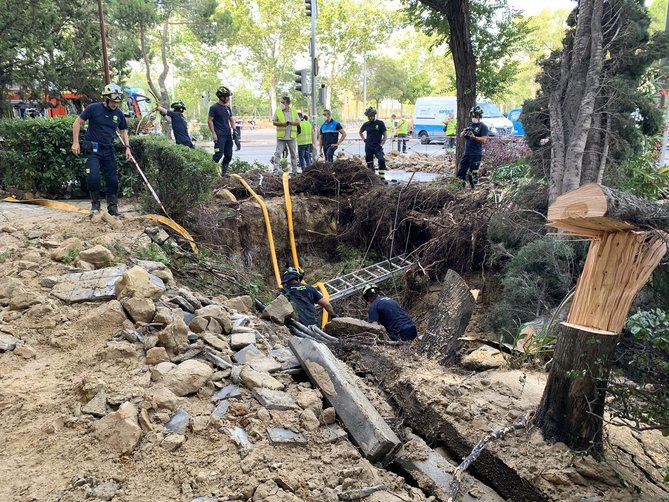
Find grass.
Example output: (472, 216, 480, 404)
(62, 246, 79, 264)
(105, 240, 128, 264)
(136, 242, 169, 264)
(0, 251, 10, 263)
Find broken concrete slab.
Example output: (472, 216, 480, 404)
(247, 357, 282, 374)
(232, 344, 263, 364)
(212, 400, 230, 418)
(212, 384, 241, 402)
(165, 409, 190, 434)
(202, 333, 229, 352)
(260, 295, 294, 324)
(288, 336, 401, 462)
(230, 331, 256, 350)
(239, 366, 284, 391)
(324, 317, 387, 338)
(50, 266, 165, 303)
(252, 388, 297, 410)
(267, 427, 306, 446)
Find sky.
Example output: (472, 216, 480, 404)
(509, 0, 575, 15)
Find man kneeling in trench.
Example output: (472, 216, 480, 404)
(281, 268, 336, 327)
(362, 284, 417, 341)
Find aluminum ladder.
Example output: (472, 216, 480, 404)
(322, 254, 413, 301)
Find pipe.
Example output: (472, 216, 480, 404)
(314, 281, 330, 328)
(231, 174, 282, 287)
(282, 173, 300, 269)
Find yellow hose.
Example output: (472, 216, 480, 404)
(231, 174, 282, 287)
(314, 281, 330, 328)
(282, 172, 300, 269)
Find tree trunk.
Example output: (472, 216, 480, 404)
(268, 82, 277, 116)
(418, 0, 476, 165)
(139, 24, 160, 102)
(535, 323, 618, 453)
(157, 19, 170, 107)
(419, 269, 475, 363)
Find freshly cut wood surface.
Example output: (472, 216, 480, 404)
(548, 183, 669, 233)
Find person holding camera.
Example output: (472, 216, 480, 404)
(457, 105, 488, 189)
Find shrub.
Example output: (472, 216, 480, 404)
(0, 116, 218, 223)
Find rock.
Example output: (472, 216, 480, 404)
(146, 346, 169, 365)
(21, 251, 41, 263)
(202, 333, 228, 352)
(0, 225, 17, 233)
(103, 341, 137, 360)
(247, 357, 282, 373)
(212, 400, 230, 418)
(151, 361, 177, 382)
(224, 295, 252, 313)
(324, 317, 386, 338)
(321, 407, 336, 425)
(266, 427, 306, 446)
(16, 260, 39, 271)
(153, 268, 173, 283)
(212, 384, 241, 402)
(163, 359, 214, 396)
(260, 295, 293, 324)
(325, 424, 348, 443)
(13, 344, 36, 359)
(207, 318, 223, 335)
(191, 415, 210, 433)
(162, 433, 185, 451)
(0, 277, 23, 299)
(50, 237, 83, 262)
(165, 409, 190, 434)
(300, 409, 320, 431)
(75, 259, 96, 271)
(79, 245, 114, 268)
(38, 276, 58, 288)
(153, 307, 175, 325)
(52, 266, 129, 303)
(214, 187, 237, 202)
(82, 390, 108, 417)
(157, 319, 189, 353)
(296, 389, 323, 415)
(239, 366, 284, 391)
(252, 388, 297, 410)
(91, 480, 120, 501)
(461, 346, 506, 370)
(231, 331, 256, 350)
(232, 344, 263, 364)
(9, 290, 41, 311)
(115, 266, 165, 301)
(189, 316, 208, 333)
(92, 402, 142, 455)
(135, 259, 166, 273)
(122, 297, 156, 323)
(0, 333, 19, 352)
(76, 300, 127, 338)
(148, 386, 179, 411)
(18, 270, 38, 279)
(195, 305, 232, 334)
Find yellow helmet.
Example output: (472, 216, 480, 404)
(102, 83, 124, 102)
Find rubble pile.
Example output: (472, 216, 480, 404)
(386, 152, 453, 174)
(0, 214, 426, 501)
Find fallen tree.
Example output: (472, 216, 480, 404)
(535, 183, 668, 453)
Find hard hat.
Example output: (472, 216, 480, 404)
(286, 266, 304, 280)
(102, 83, 124, 103)
(470, 105, 484, 118)
(362, 284, 379, 299)
(281, 270, 300, 284)
(171, 100, 186, 111)
(216, 86, 232, 99)
(364, 107, 377, 117)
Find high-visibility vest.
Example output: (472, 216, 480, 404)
(397, 119, 409, 135)
(276, 107, 299, 139)
(297, 120, 312, 145)
(444, 119, 457, 135)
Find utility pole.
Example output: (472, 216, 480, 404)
(362, 53, 367, 110)
(97, 0, 111, 85)
(305, 0, 319, 152)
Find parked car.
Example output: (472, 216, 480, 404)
(508, 108, 524, 137)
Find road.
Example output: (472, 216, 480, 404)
(195, 128, 447, 183)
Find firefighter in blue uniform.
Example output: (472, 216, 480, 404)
(362, 284, 417, 341)
(158, 100, 194, 148)
(280, 268, 336, 327)
(71, 83, 131, 215)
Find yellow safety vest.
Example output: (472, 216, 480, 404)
(444, 119, 457, 135)
(297, 120, 312, 146)
(276, 107, 299, 139)
(397, 119, 409, 135)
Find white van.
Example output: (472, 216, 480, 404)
(412, 96, 514, 143)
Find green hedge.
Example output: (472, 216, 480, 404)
(0, 116, 218, 222)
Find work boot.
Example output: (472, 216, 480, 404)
(90, 191, 101, 212)
(106, 193, 120, 216)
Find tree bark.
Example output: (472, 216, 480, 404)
(419, 269, 475, 363)
(157, 19, 170, 107)
(418, 0, 476, 165)
(535, 322, 618, 453)
(139, 24, 161, 102)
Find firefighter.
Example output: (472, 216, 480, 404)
(457, 105, 489, 189)
(280, 268, 335, 327)
(208, 85, 236, 175)
(157, 100, 194, 148)
(362, 284, 417, 341)
(71, 83, 131, 216)
(359, 107, 387, 179)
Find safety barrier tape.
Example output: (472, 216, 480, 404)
(231, 174, 282, 288)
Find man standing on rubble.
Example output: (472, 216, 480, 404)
(319, 109, 346, 162)
(71, 83, 131, 216)
(457, 105, 488, 189)
(362, 284, 417, 341)
(359, 107, 387, 179)
(157, 100, 194, 148)
(208, 85, 236, 176)
(272, 96, 300, 174)
(281, 268, 336, 327)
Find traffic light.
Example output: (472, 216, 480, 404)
(305, 0, 312, 17)
(294, 69, 308, 95)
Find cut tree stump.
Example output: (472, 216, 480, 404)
(537, 184, 668, 453)
(419, 269, 475, 363)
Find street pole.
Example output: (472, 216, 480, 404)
(310, 0, 318, 153)
(362, 53, 367, 109)
(97, 0, 111, 85)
